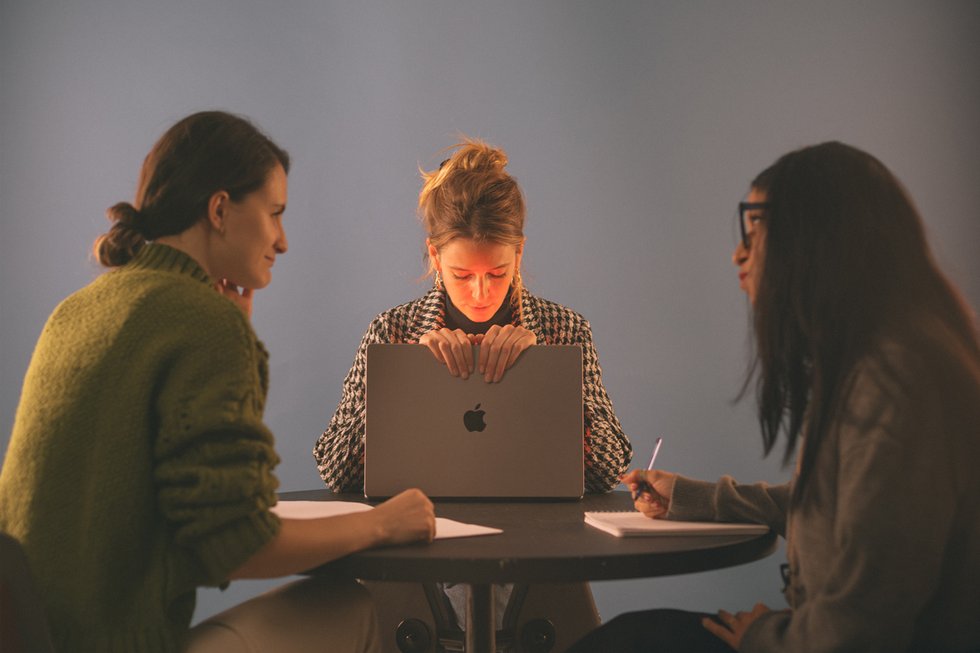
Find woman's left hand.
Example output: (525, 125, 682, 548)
(477, 324, 536, 382)
(216, 279, 253, 318)
(702, 603, 771, 649)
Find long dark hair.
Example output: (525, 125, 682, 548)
(749, 142, 978, 502)
(94, 111, 290, 267)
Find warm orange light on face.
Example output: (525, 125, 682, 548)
(734, 188, 767, 305)
(430, 237, 522, 322)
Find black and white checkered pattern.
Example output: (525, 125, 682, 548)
(313, 285, 633, 493)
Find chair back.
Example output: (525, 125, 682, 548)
(0, 532, 55, 653)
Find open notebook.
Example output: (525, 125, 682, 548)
(584, 511, 770, 538)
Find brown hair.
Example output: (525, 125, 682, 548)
(94, 111, 290, 267)
(746, 142, 979, 504)
(418, 137, 526, 301)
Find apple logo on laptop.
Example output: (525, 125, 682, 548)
(463, 403, 487, 432)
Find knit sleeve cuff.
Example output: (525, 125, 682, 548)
(195, 508, 281, 587)
(666, 474, 721, 521)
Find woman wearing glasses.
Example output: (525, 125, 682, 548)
(570, 142, 980, 652)
(0, 111, 435, 653)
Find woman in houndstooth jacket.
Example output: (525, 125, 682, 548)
(313, 137, 633, 495)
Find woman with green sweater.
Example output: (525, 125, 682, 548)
(0, 111, 435, 652)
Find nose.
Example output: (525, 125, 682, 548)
(472, 276, 490, 300)
(275, 222, 288, 255)
(733, 240, 748, 266)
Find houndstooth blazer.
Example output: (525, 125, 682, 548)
(313, 285, 633, 493)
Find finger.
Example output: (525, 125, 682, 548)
(455, 330, 474, 375)
(504, 334, 532, 369)
(621, 470, 643, 485)
(701, 618, 735, 647)
(483, 340, 503, 382)
(490, 327, 521, 382)
(420, 334, 447, 365)
(437, 339, 459, 376)
(479, 326, 500, 373)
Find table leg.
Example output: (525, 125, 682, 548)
(465, 583, 495, 653)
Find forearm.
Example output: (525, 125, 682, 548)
(230, 513, 383, 579)
(669, 475, 789, 534)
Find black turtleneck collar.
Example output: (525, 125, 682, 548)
(444, 287, 514, 334)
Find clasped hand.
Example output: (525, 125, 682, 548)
(215, 279, 253, 318)
(419, 324, 536, 382)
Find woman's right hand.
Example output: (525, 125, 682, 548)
(622, 469, 677, 519)
(371, 488, 436, 546)
(419, 328, 477, 378)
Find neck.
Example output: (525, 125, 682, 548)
(154, 222, 216, 279)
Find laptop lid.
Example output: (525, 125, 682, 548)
(364, 343, 584, 499)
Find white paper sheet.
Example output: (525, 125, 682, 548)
(271, 500, 502, 539)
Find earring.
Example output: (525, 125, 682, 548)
(434, 270, 443, 289)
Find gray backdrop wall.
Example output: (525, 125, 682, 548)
(2, 0, 978, 629)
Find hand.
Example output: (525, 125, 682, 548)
(371, 488, 436, 546)
(702, 603, 771, 649)
(419, 328, 477, 378)
(478, 324, 537, 382)
(216, 279, 253, 318)
(622, 469, 676, 518)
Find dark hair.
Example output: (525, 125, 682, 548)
(748, 142, 979, 502)
(94, 111, 290, 267)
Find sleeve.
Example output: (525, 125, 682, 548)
(313, 316, 390, 492)
(577, 319, 634, 493)
(741, 360, 959, 652)
(668, 475, 790, 536)
(152, 310, 281, 588)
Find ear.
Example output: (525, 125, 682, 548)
(207, 190, 231, 233)
(426, 239, 440, 272)
(514, 238, 525, 268)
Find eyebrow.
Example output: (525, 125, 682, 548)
(447, 264, 509, 272)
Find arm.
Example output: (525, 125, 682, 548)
(230, 488, 434, 579)
(577, 319, 633, 493)
(313, 318, 389, 492)
(668, 475, 791, 536)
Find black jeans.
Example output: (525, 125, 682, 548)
(566, 609, 735, 653)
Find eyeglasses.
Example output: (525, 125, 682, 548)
(737, 201, 770, 249)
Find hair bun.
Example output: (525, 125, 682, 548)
(94, 202, 147, 267)
(107, 202, 142, 228)
(451, 140, 508, 173)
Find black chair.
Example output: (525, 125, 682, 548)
(361, 580, 600, 653)
(0, 532, 55, 653)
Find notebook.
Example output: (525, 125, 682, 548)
(364, 343, 584, 499)
(584, 511, 770, 537)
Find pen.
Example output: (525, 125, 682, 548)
(631, 437, 663, 502)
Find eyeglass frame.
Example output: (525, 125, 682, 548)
(737, 201, 770, 249)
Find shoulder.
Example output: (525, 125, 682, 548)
(369, 287, 445, 342)
(842, 318, 980, 442)
(522, 289, 591, 342)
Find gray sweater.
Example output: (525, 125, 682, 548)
(668, 335, 980, 652)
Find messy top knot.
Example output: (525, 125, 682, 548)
(418, 136, 525, 273)
(93, 110, 289, 267)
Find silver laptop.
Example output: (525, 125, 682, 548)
(364, 344, 584, 499)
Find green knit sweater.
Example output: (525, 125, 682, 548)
(0, 244, 282, 652)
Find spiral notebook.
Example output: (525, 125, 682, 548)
(584, 512, 770, 537)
